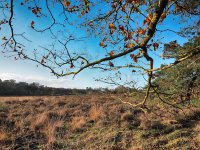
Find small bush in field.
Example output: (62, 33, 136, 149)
(121, 111, 134, 121)
(44, 120, 64, 146)
(0, 130, 8, 141)
(89, 106, 104, 121)
(31, 112, 48, 130)
(70, 116, 86, 131)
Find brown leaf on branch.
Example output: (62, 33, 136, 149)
(122, 3, 128, 12)
(64, 1, 70, 7)
(135, 37, 140, 44)
(130, 53, 138, 63)
(31, 21, 35, 28)
(153, 43, 159, 51)
(130, 54, 134, 59)
(5, 3, 8, 8)
(70, 64, 74, 68)
(112, 3, 116, 9)
(109, 51, 114, 57)
(160, 12, 167, 23)
(127, 0, 140, 5)
(133, 57, 138, 63)
(2, 36, 7, 40)
(109, 23, 116, 29)
(32, 7, 41, 16)
(99, 41, 105, 47)
(119, 25, 125, 31)
(127, 32, 132, 39)
(137, 29, 146, 35)
(143, 13, 153, 26)
(132, 69, 136, 72)
(109, 61, 114, 67)
(110, 29, 115, 35)
(125, 43, 135, 49)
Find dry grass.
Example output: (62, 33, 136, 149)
(194, 122, 200, 143)
(70, 116, 86, 131)
(14, 119, 24, 129)
(44, 120, 64, 145)
(128, 146, 142, 150)
(121, 110, 133, 121)
(0, 130, 8, 141)
(31, 112, 48, 130)
(0, 95, 199, 149)
(89, 105, 104, 121)
(138, 113, 158, 129)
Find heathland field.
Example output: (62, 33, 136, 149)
(0, 95, 200, 150)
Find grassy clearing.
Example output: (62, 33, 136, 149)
(0, 95, 199, 149)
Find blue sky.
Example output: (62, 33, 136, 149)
(0, 55, 109, 88)
(0, 1, 109, 88)
(0, 1, 197, 89)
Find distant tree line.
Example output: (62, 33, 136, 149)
(0, 79, 93, 96)
(0, 79, 141, 96)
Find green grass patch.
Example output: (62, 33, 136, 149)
(140, 122, 174, 138)
(190, 99, 200, 107)
(0, 102, 7, 111)
(164, 137, 189, 149)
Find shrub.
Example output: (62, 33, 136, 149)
(70, 116, 86, 131)
(89, 106, 104, 121)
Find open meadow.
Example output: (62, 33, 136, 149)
(0, 95, 199, 150)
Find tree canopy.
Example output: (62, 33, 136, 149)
(0, 0, 200, 107)
(153, 36, 200, 103)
